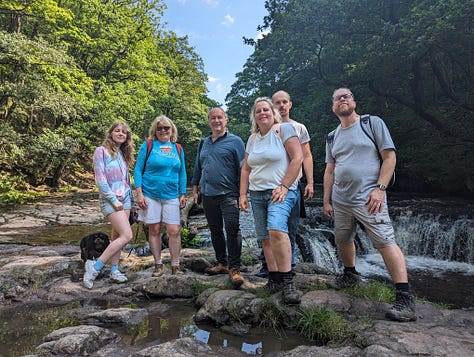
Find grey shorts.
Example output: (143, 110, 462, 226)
(333, 201, 396, 249)
(99, 192, 132, 217)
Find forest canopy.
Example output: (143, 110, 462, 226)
(0, 0, 215, 202)
(227, 0, 474, 197)
(0, 0, 473, 202)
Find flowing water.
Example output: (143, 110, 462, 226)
(1, 193, 473, 356)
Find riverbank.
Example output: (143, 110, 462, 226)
(0, 191, 473, 356)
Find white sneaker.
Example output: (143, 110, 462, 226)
(83, 260, 100, 289)
(110, 270, 128, 283)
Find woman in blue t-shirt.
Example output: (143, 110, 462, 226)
(134, 115, 187, 276)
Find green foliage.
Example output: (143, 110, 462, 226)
(227, 0, 474, 196)
(180, 228, 202, 249)
(191, 280, 218, 298)
(296, 306, 355, 346)
(345, 281, 395, 303)
(0, 0, 212, 199)
(0, 173, 44, 204)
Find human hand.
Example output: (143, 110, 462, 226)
(239, 195, 249, 213)
(365, 189, 385, 215)
(323, 202, 334, 218)
(271, 185, 287, 203)
(304, 183, 314, 199)
(137, 194, 148, 210)
(113, 201, 124, 211)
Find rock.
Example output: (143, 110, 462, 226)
(133, 337, 225, 356)
(36, 325, 120, 355)
(88, 307, 149, 325)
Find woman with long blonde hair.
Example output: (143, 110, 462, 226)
(83, 121, 135, 289)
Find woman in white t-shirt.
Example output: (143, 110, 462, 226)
(239, 97, 303, 305)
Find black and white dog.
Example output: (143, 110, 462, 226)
(80, 231, 110, 263)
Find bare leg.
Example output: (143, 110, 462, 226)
(167, 223, 181, 266)
(99, 210, 132, 265)
(378, 245, 408, 283)
(148, 223, 162, 264)
(262, 239, 277, 271)
(268, 230, 292, 272)
(337, 241, 356, 267)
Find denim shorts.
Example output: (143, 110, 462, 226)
(249, 189, 297, 240)
(333, 201, 396, 249)
(99, 192, 132, 217)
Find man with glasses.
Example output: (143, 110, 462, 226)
(191, 108, 246, 288)
(323, 87, 416, 322)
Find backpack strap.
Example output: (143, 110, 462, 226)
(175, 142, 182, 158)
(142, 139, 153, 175)
(360, 115, 396, 187)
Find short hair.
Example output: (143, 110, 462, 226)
(249, 97, 281, 134)
(148, 115, 178, 142)
(208, 107, 227, 118)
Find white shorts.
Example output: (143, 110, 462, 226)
(137, 197, 180, 225)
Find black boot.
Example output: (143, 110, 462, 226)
(263, 272, 282, 294)
(385, 290, 417, 322)
(281, 271, 300, 305)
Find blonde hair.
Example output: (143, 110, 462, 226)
(148, 115, 178, 142)
(102, 121, 134, 166)
(250, 97, 281, 134)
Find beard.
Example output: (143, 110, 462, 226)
(334, 104, 355, 117)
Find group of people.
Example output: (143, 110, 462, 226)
(84, 87, 416, 323)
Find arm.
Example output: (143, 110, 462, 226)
(366, 149, 396, 214)
(301, 142, 314, 199)
(93, 147, 118, 204)
(178, 148, 187, 209)
(238, 153, 251, 213)
(191, 141, 204, 204)
(323, 162, 335, 218)
(273, 136, 303, 203)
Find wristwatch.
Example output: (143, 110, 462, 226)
(376, 184, 387, 191)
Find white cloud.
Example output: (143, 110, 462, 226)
(221, 14, 234, 27)
(208, 76, 219, 83)
(256, 30, 270, 41)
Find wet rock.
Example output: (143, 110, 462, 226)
(88, 307, 148, 325)
(36, 325, 120, 355)
(133, 337, 226, 357)
(195, 290, 264, 326)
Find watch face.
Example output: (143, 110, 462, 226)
(378, 184, 387, 190)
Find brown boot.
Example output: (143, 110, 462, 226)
(229, 267, 244, 288)
(205, 263, 229, 275)
(152, 264, 164, 277)
(171, 266, 184, 275)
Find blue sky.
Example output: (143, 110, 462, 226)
(162, 0, 268, 106)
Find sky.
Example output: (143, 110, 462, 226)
(162, 0, 268, 106)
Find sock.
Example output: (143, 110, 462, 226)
(110, 265, 119, 272)
(171, 261, 180, 267)
(156, 259, 162, 265)
(268, 271, 281, 283)
(395, 283, 409, 293)
(344, 266, 358, 275)
(93, 259, 105, 271)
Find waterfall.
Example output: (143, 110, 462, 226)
(298, 206, 474, 266)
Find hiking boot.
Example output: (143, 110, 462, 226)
(229, 267, 244, 288)
(171, 266, 184, 275)
(255, 265, 269, 278)
(328, 271, 361, 290)
(110, 270, 128, 283)
(152, 264, 164, 277)
(83, 259, 100, 289)
(281, 272, 301, 305)
(385, 291, 417, 322)
(263, 280, 282, 295)
(205, 263, 229, 275)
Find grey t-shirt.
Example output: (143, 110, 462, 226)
(325, 115, 395, 205)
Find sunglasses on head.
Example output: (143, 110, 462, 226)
(156, 126, 171, 132)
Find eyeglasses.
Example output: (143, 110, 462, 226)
(333, 93, 353, 102)
(156, 126, 171, 132)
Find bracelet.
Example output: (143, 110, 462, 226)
(280, 184, 289, 190)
